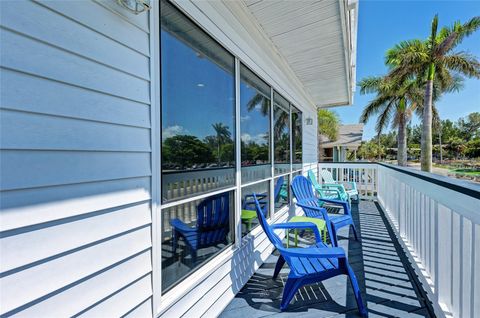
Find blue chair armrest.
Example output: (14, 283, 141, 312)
(284, 247, 346, 259)
(271, 222, 322, 243)
(170, 218, 196, 233)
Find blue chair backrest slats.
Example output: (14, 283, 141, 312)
(197, 193, 230, 247)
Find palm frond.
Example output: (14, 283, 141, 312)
(385, 39, 428, 68)
(358, 76, 383, 95)
(359, 95, 392, 124)
(441, 52, 480, 78)
(375, 100, 395, 135)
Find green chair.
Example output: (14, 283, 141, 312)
(307, 170, 349, 204)
(319, 169, 359, 203)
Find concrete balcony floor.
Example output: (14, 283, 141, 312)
(220, 201, 435, 318)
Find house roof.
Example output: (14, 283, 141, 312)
(242, 0, 358, 107)
(322, 123, 364, 149)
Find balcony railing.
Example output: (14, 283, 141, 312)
(318, 162, 480, 318)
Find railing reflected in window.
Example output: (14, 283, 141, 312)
(291, 106, 302, 171)
(161, 0, 235, 203)
(274, 175, 289, 213)
(241, 181, 270, 236)
(273, 92, 290, 175)
(161, 190, 234, 291)
(240, 64, 271, 184)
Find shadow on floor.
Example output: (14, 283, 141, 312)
(220, 200, 436, 318)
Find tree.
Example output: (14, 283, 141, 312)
(317, 109, 340, 161)
(386, 15, 480, 172)
(458, 112, 480, 141)
(358, 76, 424, 166)
(162, 135, 214, 169)
(211, 123, 232, 164)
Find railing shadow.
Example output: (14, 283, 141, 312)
(220, 200, 437, 317)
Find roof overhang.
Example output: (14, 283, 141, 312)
(243, 0, 358, 107)
(322, 123, 364, 149)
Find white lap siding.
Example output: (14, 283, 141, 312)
(0, 0, 153, 316)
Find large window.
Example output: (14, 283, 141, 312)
(273, 92, 290, 175)
(161, 0, 235, 203)
(159, 0, 304, 295)
(160, 0, 235, 291)
(291, 105, 303, 171)
(240, 64, 271, 184)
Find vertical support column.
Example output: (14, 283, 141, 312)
(150, 2, 162, 311)
(234, 58, 242, 245)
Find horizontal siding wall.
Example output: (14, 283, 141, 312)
(0, 0, 153, 317)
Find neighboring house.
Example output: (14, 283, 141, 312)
(320, 124, 364, 162)
(0, 0, 358, 317)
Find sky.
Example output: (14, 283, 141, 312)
(334, 0, 480, 140)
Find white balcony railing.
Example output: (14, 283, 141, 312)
(318, 162, 480, 318)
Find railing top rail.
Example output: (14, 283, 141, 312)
(319, 161, 480, 200)
(377, 162, 480, 200)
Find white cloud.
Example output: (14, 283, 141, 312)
(240, 115, 250, 122)
(241, 133, 252, 143)
(162, 125, 189, 140)
(241, 133, 268, 144)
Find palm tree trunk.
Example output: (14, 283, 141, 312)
(421, 63, 434, 172)
(318, 135, 323, 162)
(397, 114, 407, 166)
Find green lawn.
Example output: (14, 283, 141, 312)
(450, 168, 480, 176)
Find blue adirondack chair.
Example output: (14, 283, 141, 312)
(291, 176, 359, 247)
(243, 176, 286, 213)
(251, 193, 367, 316)
(170, 192, 230, 263)
(320, 169, 359, 202)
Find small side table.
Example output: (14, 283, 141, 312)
(286, 216, 327, 247)
(241, 209, 257, 231)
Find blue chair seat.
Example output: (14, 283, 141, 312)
(289, 242, 340, 276)
(330, 214, 355, 228)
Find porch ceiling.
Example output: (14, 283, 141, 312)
(243, 0, 358, 107)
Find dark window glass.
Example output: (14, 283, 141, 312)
(291, 106, 302, 170)
(273, 92, 290, 175)
(161, 191, 234, 291)
(241, 181, 270, 236)
(161, 0, 235, 202)
(274, 175, 289, 213)
(240, 64, 271, 184)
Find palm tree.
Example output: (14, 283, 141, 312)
(317, 109, 340, 162)
(359, 76, 423, 166)
(386, 15, 480, 171)
(359, 75, 462, 166)
(211, 123, 231, 163)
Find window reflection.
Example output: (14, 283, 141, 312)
(241, 181, 270, 236)
(161, 191, 234, 291)
(240, 64, 271, 184)
(273, 92, 290, 175)
(291, 106, 302, 170)
(161, 0, 235, 202)
(274, 176, 289, 213)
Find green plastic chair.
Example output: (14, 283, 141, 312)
(320, 169, 359, 202)
(307, 170, 347, 203)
